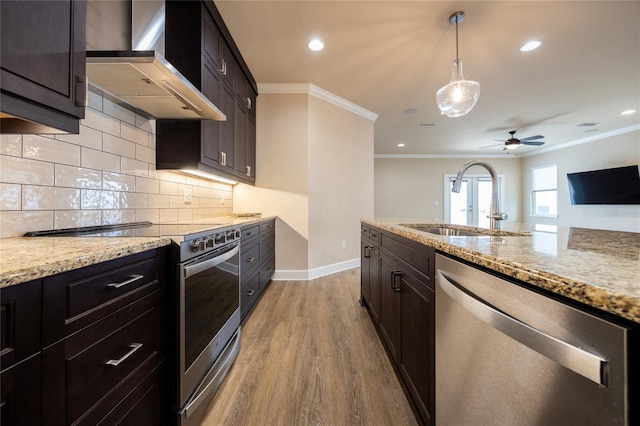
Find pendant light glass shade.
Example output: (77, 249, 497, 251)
(436, 11, 480, 118)
(436, 59, 480, 117)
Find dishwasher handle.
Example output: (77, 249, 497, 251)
(436, 269, 609, 387)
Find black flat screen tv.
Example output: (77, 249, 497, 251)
(567, 165, 640, 205)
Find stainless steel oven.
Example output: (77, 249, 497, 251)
(177, 228, 241, 426)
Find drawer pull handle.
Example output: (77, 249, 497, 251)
(107, 274, 144, 289)
(247, 257, 256, 262)
(246, 289, 255, 296)
(106, 343, 143, 366)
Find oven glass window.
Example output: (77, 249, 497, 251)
(184, 249, 239, 371)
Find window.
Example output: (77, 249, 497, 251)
(531, 164, 557, 217)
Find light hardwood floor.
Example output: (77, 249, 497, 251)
(201, 268, 418, 425)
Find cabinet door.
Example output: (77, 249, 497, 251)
(0, 0, 85, 126)
(0, 354, 42, 426)
(398, 269, 435, 426)
(361, 240, 371, 304)
(218, 83, 236, 172)
(378, 251, 400, 362)
(368, 244, 380, 323)
(0, 280, 41, 370)
(201, 59, 223, 168)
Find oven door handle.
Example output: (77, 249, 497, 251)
(183, 244, 240, 279)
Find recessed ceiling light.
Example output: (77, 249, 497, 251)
(403, 108, 418, 115)
(308, 38, 324, 51)
(577, 122, 599, 127)
(397, 143, 405, 147)
(417, 123, 436, 127)
(621, 109, 636, 115)
(520, 41, 541, 52)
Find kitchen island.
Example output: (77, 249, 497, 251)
(363, 218, 640, 324)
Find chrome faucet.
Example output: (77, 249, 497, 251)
(451, 160, 508, 229)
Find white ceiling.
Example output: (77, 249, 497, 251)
(215, 1, 640, 156)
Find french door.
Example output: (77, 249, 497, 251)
(444, 174, 503, 228)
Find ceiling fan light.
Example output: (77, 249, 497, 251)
(436, 60, 480, 117)
(505, 140, 520, 149)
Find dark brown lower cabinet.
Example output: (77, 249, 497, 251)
(240, 219, 276, 322)
(361, 223, 435, 426)
(0, 353, 42, 426)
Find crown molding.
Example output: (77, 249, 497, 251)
(257, 83, 378, 122)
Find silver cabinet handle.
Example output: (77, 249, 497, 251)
(436, 270, 609, 386)
(246, 257, 256, 262)
(220, 151, 227, 166)
(246, 97, 252, 110)
(75, 75, 88, 107)
(246, 289, 255, 296)
(106, 343, 143, 366)
(219, 59, 227, 76)
(246, 165, 251, 176)
(107, 274, 144, 289)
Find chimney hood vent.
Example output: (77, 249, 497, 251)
(86, 50, 225, 120)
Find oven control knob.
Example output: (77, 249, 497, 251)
(205, 238, 215, 248)
(214, 234, 226, 244)
(227, 231, 236, 240)
(191, 239, 205, 252)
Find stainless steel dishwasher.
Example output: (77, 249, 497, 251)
(435, 254, 630, 425)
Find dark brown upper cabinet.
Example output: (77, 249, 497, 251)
(0, 0, 86, 134)
(156, 0, 258, 185)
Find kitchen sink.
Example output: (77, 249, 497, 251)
(400, 224, 532, 237)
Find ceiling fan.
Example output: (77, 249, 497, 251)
(480, 130, 546, 150)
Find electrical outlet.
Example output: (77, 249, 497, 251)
(341, 241, 347, 250)
(184, 188, 192, 204)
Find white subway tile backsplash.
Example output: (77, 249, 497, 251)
(102, 209, 136, 225)
(135, 176, 160, 194)
(1, 184, 21, 210)
(121, 157, 149, 177)
(82, 107, 121, 136)
(103, 134, 136, 158)
(81, 147, 120, 173)
(122, 122, 149, 145)
(103, 172, 135, 191)
(159, 180, 178, 195)
(55, 164, 102, 189)
(23, 135, 81, 166)
(81, 189, 119, 210)
(135, 144, 155, 164)
(135, 209, 159, 223)
(158, 208, 178, 222)
(0, 210, 53, 238)
(1, 134, 22, 156)
(54, 210, 101, 229)
(149, 194, 170, 208)
(120, 192, 149, 209)
(0, 92, 233, 237)
(23, 186, 81, 210)
(1, 155, 54, 185)
(56, 125, 103, 150)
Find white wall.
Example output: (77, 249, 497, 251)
(521, 130, 640, 232)
(374, 157, 522, 221)
(233, 85, 375, 278)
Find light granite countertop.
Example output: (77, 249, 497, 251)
(363, 218, 640, 325)
(0, 216, 276, 288)
(0, 236, 173, 287)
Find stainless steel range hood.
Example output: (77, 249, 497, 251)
(85, 0, 225, 120)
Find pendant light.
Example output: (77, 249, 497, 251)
(436, 11, 480, 118)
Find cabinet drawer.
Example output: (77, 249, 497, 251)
(260, 235, 275, 259)
(259, 220, 275, 234)
(0, 280, 41, 371)
(241, 272, 260, 320)
(241, 224, 260, 243)
(240, 239, 261, 277)
(368, 226, 381, 245)
(260, 256, 275, 290)
(380, 231, 433, 286)
(43, 249, 164, 345)
(63, 291, 164, 424)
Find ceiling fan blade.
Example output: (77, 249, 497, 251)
(479, 143, 504, 149)
(521, 135, 545, 142)
(522, 141, 545, 146)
